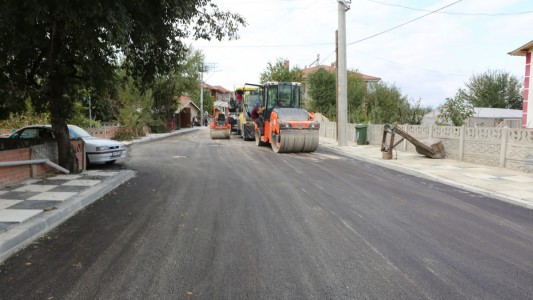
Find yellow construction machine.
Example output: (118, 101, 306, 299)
(235, 85, 263, 141)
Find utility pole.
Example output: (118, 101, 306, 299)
(88, 96, 92, 132)
(200, 71, 204, 126)
(337, 0, 350, 146)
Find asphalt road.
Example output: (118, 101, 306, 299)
(1, 129, 532, 299)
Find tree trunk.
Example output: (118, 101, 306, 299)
(49, 20, 79, 173)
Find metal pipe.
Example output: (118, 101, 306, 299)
(0, 159, 69, 174)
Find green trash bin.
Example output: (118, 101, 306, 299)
(355, 124, 368, 145)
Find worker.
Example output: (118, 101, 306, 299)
(251, 101, 265, 134)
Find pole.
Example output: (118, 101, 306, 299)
(88, 96, 92, 132)
(200, 72, 204, 126)
(337, 1, 349, 146)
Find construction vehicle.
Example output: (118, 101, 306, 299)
(209, 100, 231, 139)
(252, 81, 320, 153)
(235, 85, 262, 140)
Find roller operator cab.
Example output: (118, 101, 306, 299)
(255, 82, 320, 153)
(235, 85, 263, 141)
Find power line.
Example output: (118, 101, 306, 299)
(194, 42, 333, 48)
(351, 49, 469, 77)
(365, 0, 533, 16)
(347, 0, 463, 46)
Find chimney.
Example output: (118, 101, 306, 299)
(284, 60, 290, 69)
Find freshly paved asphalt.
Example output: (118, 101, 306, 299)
(0, 127, 532, 299)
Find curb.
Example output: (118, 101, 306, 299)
(320, 145, 533, 210)
(0, 170, 135, 263)
(122, 128, 199, 146)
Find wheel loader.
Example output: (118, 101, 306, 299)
(253, 81, 320, 153)
(209, 100, 231, 139)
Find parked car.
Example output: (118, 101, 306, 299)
(9, 125, 127, 164)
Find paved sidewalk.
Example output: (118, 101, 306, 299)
(0, 128, 197, 262)
(319, 137, 533, 210)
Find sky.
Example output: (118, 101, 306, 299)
(187, 0, 533, 108)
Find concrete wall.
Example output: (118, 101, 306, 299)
(320, 122, 533, 173)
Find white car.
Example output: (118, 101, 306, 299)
(10, 124, 127, 165)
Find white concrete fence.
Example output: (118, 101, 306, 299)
(319, 122, 533, 173)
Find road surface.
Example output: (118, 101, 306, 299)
(1, 128, 532, 299)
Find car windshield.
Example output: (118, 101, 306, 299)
(68, 125, 92, 138)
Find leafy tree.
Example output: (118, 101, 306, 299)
(437, 93, 475, 126)
(347, 72, 367, 123)
(117, 75, 154, 139)
(151, 49, 207, 131)
(0, 0, 245, 171)
(307, 68, 336, 120)
(0, 100, 50, 130)
(260, 58, 304, 83)
(404, 98, 432, 125)
(366, 82, 410, 124)
(457, 69, 523, 109)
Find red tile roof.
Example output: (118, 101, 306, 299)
(202, 83, 231, 93)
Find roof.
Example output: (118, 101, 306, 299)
(508, 40, 533, 56)
(302, 65, 381, 82)
(424, 108, 522, 119)
(472, 108, 522, 118)
(203, 83, 231, 94)
(178, 95, 200, 111)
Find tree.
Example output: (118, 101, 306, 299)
(347, 72, 367, 123)
(260, 58, 304, 83)
(437, 93, 475, 126)
(404, 98, 432, 125)
(307, 68, 336, 120)
(117, 74, 154, 138)
(0, 0, 245, 171)
(366, 82, 410, 124)
(457, 69, 523, 109)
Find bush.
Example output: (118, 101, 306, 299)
(0, 112, 50, 130)
(113, 127, 138, 141)
(148, 118, 169, 133)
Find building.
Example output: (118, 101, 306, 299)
(175, 95, 201, 129)
(508, 40, 532, 128)
(203, 83, 233, 101)
(302, 62, 381, 90)
(300, 62, 381, 106)
(422, 108, 522, 128)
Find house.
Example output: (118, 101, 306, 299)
(300, 62, 381, 105)
(203, 83, 233, 101)
(422, 108, 522, 128)
(508, 40, 532, 128)
(175, 95, 201, 128)
(302, 62, 381, 90)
